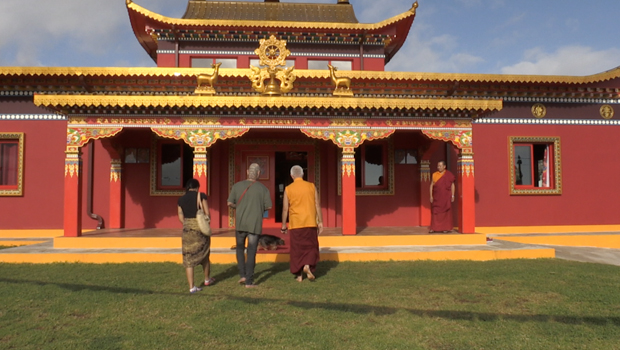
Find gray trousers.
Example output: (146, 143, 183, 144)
(235, 230, 259, 285)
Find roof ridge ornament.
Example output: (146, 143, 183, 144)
(194, 62, 221, 95)
(248, 35, 296, 95)
(328, 64, 353, 97)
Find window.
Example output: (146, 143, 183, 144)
(338, 138, 394, 196)
(191, 58, 237, 68)
(250, 59, 295, 68)
(150, 137, 194, 196)
(308, 60, 352, 70)
(509, 137, 562, 195)
(0, 133, 24, 196)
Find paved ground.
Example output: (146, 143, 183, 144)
(2, 236, 620, 266)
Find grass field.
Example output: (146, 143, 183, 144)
(1, 259, 619, 350)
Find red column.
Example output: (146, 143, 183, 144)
(108, 159, 123, 229)
(193, 149, 208, 191)
(341, 148, 356, 235)
(457, 152, 476, 233)
(419, 160, 431, 227)
(63, 150, 83, 237)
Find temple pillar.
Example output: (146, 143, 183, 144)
(419, 160, 431, 227)
(64, 149, 83, 237)
(457, 151, 475, 233)
(109, 159, 123, 229)
(193, 148, 208, 192)
(341, 148, 356, 235)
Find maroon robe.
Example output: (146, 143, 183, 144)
(430, 170, 455, 232)
(289, 227, 320, 275)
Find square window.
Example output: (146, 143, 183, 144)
(338, 138, 394, 196)
(509, 136, 562, 195)
(150, 137, 195, 196)
(308, 60, 352, 70)
(0, 133, 24, 196)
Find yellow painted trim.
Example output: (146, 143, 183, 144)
(34, 94, 503, 112)
(496, 235, 620, 249)
(0, 241, 47, 247)
(319, 234, 487, 247)
(0, 248, 554, 264)
(0, 230, 63, 238)
(478, 225, 620, 234)
(3, 65, 620, 85)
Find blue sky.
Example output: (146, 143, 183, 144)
(1, 0, 618, 75)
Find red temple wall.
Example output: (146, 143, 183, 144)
(0, 120, 66, 229)
(474, 106, 620, 227)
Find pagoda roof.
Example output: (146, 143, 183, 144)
(126, 0, 417, 62)
(1, 66, 620, 104)
(182, 0, 359, 23)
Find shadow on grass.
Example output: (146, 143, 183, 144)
(227, 295, 620, 327)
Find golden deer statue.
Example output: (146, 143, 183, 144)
(328, 64, 353, 96)
(195, 62, 222, 95)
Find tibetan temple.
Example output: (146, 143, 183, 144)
(1, 0, 619, 239)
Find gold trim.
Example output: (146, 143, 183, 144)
(600, 104, 614, 119)
(508, 136, 562, 195)
(127, 0, 416, 31)
(336, 138, 395, 196)
(531, 103, 546, 118)
(34, 94, 502, 111)
(0, 133, 24, 196)
(5, 65, 620, 85)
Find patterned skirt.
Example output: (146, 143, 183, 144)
(182, 218, 211, 268)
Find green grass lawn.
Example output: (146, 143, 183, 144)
(1, 259, 619, 350)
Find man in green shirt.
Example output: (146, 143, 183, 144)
(227, 163, 272, 288)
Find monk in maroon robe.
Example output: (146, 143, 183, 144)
(429, 161, 455, 233)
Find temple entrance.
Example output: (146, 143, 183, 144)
(234, 143, 315, 228)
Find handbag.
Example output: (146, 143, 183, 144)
(195, 192, 211, 236)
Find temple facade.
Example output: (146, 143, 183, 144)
(1, 0, 619, 237)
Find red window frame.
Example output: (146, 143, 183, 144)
(355, 141, 388, 190)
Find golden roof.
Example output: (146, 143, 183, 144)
(182, 0, 358, 23)
(127, 0, 415, 31)
(33, 94, 502, 112)
(3, 66, 620, 85)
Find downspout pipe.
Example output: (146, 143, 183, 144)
(87, 142, 104, 229)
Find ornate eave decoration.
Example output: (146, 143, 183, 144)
(34, 94, 503, 112)
(422, 130, 473, 154)
(5, 64, 620, 85)
(248, 36, 296, 95)
(151, 128, 249, 152)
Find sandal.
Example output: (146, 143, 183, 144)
(204, 277, 216, 286)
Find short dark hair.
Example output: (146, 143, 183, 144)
(438, 160, 447, 166)
(186, 178, 200, 191)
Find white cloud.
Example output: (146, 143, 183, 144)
(501, 46, 620, 76)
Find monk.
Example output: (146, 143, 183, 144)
(281, 165, 323, 282)
(429, 160, 455, 233)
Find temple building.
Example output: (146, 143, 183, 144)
(1, 0, 619, 238)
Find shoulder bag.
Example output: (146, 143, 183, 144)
(195, 192, 211, 236)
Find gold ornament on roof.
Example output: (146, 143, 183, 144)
(600, 104, 614, 119)
(249, 35, 296, 95)
(194, 62, 221, 95)
(531, 103, 546, 118)
(328, 64, 353, 97)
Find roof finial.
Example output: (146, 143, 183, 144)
(338, 0, 350, 3)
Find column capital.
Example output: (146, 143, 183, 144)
(300, 128, 395, 149)
(151, 127, 249, 148)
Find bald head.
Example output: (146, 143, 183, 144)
(248, 163, 261, 180)
(290, 165, 304, 179)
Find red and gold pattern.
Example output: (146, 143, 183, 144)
(66, 127, 123, 149)
(420, 160, 431, 183)
(422, 129, 472, 153)
(64, 158, 81, 178)
(151, 128, 249, 150)
(300, 129, 395, 149)
(341, 151, 355, 177)
(457, 155, 474, 178)
(193, 152, 207, 177)
(110, 159, 122, 182)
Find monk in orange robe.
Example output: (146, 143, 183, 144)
(281, 165, 323, 282)
(429, 161, 455, 233)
